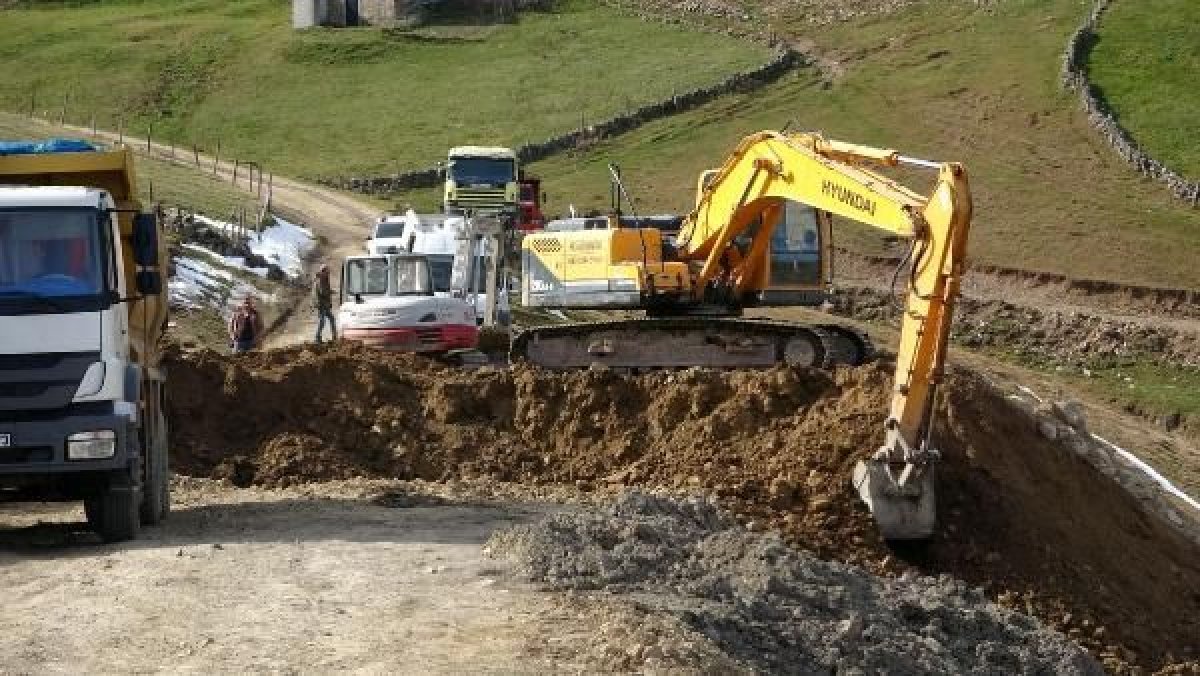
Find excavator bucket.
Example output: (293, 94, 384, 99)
(852, 458, 936, 541)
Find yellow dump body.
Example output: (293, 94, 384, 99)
(0, 145, 169, 370)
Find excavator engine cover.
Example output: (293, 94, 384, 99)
(852, 458, 936, 540)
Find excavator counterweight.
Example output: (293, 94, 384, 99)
(515, 131, 972, 539)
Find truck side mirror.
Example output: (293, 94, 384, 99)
(135, 269, 162, 295)
(133, 213, 159, 267)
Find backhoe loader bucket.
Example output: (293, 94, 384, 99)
(852, 458, 936, 540)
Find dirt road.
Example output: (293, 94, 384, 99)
(0, 480, 610, 673)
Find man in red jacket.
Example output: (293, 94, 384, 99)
(229, 296, 264, 353)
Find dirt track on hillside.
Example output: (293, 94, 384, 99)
(163, 342, 1200, 672)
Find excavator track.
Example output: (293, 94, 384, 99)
(510, 317, 872, 371)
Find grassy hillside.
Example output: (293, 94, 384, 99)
(506, 0, 1200, 290)
(0, 113, 254, 218)
(0, 0, 768, 178)
(1088, 0, 1200, 179)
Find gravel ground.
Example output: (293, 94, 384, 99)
(487, 492, 1104, 675)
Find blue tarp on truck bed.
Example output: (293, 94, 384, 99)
(0, 139, 98, 156)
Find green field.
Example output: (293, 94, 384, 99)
(0, 0, 768, 179)
(0, 113, 256, 218)
(1089, 0, 1200, 179)
(4, 0, 1198, 291)
(509, 1, 1200, 290)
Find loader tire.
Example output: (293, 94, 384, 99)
(86, 471, 142, 543)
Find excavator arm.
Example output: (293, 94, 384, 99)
(675, 131, 972, 539)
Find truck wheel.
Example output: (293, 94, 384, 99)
(140, 411, 170, 525)
(86, 471, 142, 543)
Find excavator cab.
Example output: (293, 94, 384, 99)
(698, 169, 833, 307)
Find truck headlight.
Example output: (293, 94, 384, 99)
(67, 430, 116, 460)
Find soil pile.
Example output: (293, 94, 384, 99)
(165, 342, 1200, 671)
(487, 491, 1103, 674)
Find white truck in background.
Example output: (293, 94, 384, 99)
(0, 140, 170, 542)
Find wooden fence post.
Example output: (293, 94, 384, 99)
(232, 159, 239, 186)
(146, 123, 153, 153)
(193, 144, 200, 167)
(59, 91, 68, 125)
(213, 140, 222, 176)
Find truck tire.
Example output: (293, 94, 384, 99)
(140, 411, 170, 525)
(85, 471, 141, 543)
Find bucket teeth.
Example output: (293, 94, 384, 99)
(852, 458, 936, 541)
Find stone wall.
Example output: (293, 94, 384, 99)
(320, 48, 808, 196)
(1007, 388, 1200, 549)
(1061, 0, 1199, 205)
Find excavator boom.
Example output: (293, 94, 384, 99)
(517, 130, 972, 539)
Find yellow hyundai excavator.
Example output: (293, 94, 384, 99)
(515, 130, 972, 539)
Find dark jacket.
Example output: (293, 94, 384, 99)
(229, 307, 264, 344)
(313, 274, 333, 311)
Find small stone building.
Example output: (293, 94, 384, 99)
(295, 0, 429, 28)
(292, 0, 348, 28)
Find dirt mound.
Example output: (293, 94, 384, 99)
(165, 342, 1200, 671)
(487, 492, 1103, 674)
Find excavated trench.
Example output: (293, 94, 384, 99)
(165, 342, 1200, 672)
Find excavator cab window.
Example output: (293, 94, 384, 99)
(768, 201, 824, 287)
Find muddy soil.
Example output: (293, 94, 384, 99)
(165, 342, 1200, 672)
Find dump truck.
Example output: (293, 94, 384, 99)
(0, 139, 170, 542)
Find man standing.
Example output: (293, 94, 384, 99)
(313, 263, 337, 344)
(229, 296, 264, 353)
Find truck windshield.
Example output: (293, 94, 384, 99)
(0, 209, 105, 299)
(373, 222, 406, 239)
(449, 158, 515, 186)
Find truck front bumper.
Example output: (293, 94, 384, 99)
(0, 404, 136, 476)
